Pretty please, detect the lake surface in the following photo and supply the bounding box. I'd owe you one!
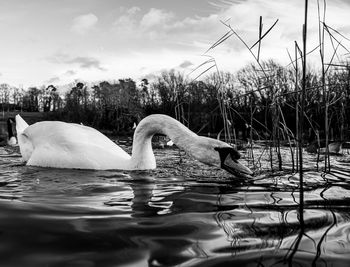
[0,143,350,267]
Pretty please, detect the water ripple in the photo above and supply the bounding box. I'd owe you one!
[0,147,350,266]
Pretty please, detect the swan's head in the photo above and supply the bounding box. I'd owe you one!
[189,137,253,178]
[214,146,253,178]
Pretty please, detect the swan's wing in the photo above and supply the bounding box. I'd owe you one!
[15,115,29,135]
[20,121,131,170]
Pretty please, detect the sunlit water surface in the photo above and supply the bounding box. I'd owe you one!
[1,144,350,267]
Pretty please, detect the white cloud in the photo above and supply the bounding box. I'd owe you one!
[179,60,193,68]
[153,0,350,73]
[114,6,140,29]
[215,0,350,65]
[46,76,60,84]
[71,13,98,35]
[47,53,106,71]
[65,70,76,76]
[113,6,141,35]
[126,6,141,16]
[140,8,174,28]
[3,0,350,88]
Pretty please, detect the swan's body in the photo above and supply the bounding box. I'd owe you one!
[15,114,252,177]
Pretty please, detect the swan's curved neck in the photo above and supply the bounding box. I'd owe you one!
[130,115,197,169]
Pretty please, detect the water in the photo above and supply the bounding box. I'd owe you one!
[0,145,350,267]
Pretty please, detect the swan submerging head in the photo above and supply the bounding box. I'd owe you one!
[15,114,253,178]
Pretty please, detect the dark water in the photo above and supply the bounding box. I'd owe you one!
[1,145,350,267]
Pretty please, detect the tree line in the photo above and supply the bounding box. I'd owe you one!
[0,59,349,140]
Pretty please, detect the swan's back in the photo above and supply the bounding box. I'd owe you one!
[19,121,130,169]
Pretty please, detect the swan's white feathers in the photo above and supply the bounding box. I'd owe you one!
[15,114,29,135]
[130,115,228,169]
[15,114,252,176]
[17,133,33,161]
[21,121,130,169]
[184,136,235,168]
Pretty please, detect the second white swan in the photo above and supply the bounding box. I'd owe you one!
[15,114,252,177]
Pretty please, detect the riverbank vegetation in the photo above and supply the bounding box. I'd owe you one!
[1,61,349,139]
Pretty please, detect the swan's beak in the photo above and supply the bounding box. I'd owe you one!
[222,155,253,178]
[215,147,253,178]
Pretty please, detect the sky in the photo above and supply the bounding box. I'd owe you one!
[0,0,350,89]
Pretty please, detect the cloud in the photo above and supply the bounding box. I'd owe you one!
[126,6,141,16]
[64,70,76,76]
[46,70,77,84]
[216,0,350,62]
[179,60,193,68]
[113,7,221,48]
[47,53,106,71]
[131,0,348,74]
[46,76,60,84]
[71,13,98,34]
[112,7,215,48]
[113,6,140,29]
[69,57,106,71]
[140,8,174,28]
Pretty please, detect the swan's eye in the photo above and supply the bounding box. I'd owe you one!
[229,149,241,160]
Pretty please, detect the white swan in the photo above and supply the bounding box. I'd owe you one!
[15,114,252,177]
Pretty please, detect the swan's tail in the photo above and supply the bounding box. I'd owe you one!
[15,115,29,135]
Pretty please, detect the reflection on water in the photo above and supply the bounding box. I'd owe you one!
[0,146,350,266]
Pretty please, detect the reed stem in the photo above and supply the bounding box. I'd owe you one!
[299,0,309,220]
